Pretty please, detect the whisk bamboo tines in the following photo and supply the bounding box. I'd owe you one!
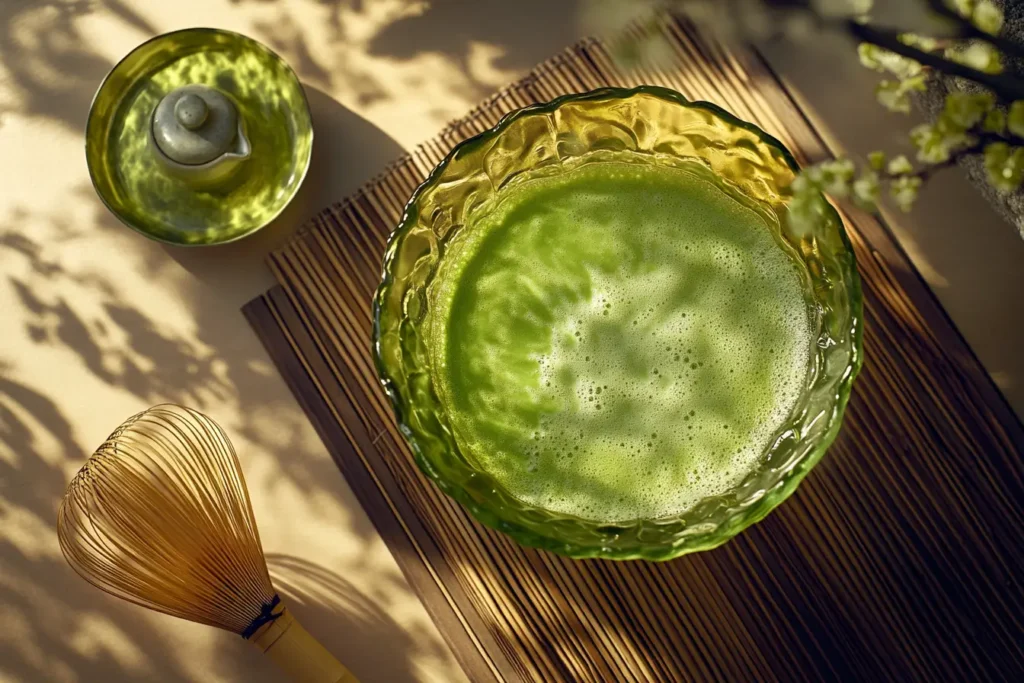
[57,404,357,683]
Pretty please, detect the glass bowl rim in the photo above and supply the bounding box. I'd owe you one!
[372,85,863,560]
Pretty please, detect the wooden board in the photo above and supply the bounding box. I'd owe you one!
[243,18,1024,682]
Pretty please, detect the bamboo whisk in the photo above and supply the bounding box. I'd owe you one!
[57,404,358,683]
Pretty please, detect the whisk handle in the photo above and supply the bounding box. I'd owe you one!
[250,605,358,683]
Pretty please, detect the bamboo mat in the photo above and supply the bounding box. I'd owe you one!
[244,18,1024,682]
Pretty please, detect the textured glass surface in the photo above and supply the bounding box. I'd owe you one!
[374,87,863,560]
[86,29,313,246]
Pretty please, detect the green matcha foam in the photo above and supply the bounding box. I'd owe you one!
[427,162,812,522]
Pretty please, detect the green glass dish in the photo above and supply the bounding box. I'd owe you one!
[86,28,313,246]
[373,86,863,560]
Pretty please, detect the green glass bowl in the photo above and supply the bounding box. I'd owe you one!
[373,86,862,560]
[86,28,313,246]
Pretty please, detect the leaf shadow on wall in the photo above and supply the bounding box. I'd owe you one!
[0,0,154,133]
[367,0,581,81]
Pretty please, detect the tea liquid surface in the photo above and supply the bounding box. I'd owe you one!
[429,162,812,521]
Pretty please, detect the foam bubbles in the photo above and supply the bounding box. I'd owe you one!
[431,161,813,522]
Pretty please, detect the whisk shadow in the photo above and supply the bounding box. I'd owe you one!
[267,553,440,683]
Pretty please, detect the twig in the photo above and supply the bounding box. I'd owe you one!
[846,20,1024,101]
[888,141,987,181]
[883,129,1024,182]
[924,0,1024,60]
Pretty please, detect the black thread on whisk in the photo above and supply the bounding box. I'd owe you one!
[241,594,282,639]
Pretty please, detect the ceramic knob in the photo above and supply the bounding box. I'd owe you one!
[152,85,239,165]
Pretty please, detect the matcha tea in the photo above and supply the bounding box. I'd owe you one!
[427,162,812,522]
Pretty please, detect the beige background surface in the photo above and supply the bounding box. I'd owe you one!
[0,1,1021,682]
